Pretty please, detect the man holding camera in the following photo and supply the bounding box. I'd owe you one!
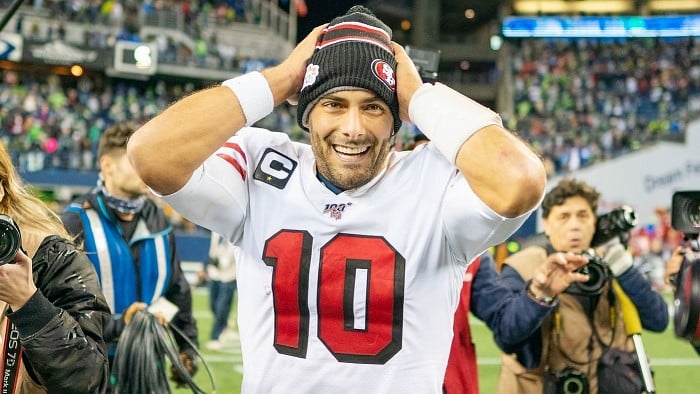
[497,178,669,394]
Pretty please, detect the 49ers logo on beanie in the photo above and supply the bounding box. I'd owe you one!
[297,5,401,134]
[371,59,396,90]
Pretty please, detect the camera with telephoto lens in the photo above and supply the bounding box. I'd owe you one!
[547,367,589,394]
[590,205,638,247]
[567,206,638,296]
[0,215,21,265]
[669,191,700,343]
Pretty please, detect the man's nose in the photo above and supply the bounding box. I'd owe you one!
[339,107,365,138]
[566,217,585,228]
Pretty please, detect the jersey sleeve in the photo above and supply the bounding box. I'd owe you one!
[159,129,261,241]
[442,174,537,264]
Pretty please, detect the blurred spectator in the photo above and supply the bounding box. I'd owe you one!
[199,231,238,351]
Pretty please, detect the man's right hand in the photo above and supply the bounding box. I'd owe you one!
[123,302,147,325]
[530,252,590,300]
[391,42,424,123]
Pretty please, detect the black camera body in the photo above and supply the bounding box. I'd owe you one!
[670,191,700,343]
[405,46,440,83]
[0,215,21,265]
[590,205,638,247]
[565,206,637,296]
[546,367,589,394]
[567,249,610,296]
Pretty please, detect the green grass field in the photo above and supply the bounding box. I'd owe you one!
[175,289,700,393]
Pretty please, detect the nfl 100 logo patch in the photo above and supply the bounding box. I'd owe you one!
[323,202,352,220]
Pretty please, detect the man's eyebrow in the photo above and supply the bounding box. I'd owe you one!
[321,92,383,103]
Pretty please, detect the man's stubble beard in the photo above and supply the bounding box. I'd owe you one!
[310,132,393,190]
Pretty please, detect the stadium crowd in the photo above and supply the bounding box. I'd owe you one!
[3,38,698,175]
[0,1,697,286]
[5,2,698,180]
[509,37,700,176]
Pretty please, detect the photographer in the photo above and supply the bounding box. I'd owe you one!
[497,178,669,394]
[0,144,111,393]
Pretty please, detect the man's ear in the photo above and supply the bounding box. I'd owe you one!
[98,155,112,173]
[542,218,550,238]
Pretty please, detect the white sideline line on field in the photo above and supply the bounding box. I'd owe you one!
[473,357,700,366]
[199,354,700,366]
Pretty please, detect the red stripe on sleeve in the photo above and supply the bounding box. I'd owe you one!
[223,142,247,164]
[216,153,247,180]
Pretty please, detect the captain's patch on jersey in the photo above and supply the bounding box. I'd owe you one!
[253,148,297,189]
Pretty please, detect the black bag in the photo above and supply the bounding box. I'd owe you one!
[597,348,645,394]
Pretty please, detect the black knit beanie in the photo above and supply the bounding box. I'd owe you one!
[297,5,401,134]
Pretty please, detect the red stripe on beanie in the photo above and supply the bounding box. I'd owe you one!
[318,21,393,53]
[316,36,393,54]
[325,21,391,41]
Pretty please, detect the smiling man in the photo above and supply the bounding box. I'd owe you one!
[127,5,548,393]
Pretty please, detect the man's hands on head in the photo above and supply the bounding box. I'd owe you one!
[529,252,590,301]
[263,24,328,106]
[391,42,424,123]
[0,250,37,311]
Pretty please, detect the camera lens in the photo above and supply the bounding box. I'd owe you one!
[562,377,585,394]
[591,206,638,247]
[0,215,21,265]
[569,258,608,296]
[686,200,700,227]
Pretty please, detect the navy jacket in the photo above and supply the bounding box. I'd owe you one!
[500,262,669,368]
[470,253,557,353]
[61,188,198,356]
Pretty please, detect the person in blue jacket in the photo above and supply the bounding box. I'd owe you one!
[61,121,199,387]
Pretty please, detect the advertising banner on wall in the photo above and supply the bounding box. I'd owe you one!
[541,119,700,231]
[21,40,111,69]
[0,32,23,61]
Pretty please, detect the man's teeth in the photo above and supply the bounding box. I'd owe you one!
[335,145,368,155]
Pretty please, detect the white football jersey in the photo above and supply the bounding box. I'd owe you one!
[164,128,532,393]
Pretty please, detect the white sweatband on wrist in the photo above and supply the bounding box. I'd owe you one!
[222,71,274,126]
[409,83,503,163]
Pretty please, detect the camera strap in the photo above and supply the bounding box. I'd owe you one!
[552,277,618,368]
[1,319,23,394]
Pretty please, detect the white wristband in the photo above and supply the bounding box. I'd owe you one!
[222,72,274,126]
[409,83,503,163]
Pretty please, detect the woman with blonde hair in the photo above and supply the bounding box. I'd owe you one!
[0,142,111,393]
